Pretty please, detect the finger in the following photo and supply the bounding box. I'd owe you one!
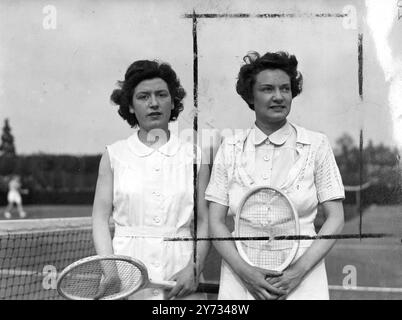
[179,281,198,297]
[277,294,288,300]
[266,277,282,285]
[259,289,279,300]
[265,276,279,284]
[94,282,107,300]
[251,291,265,300]
[263,283,287,296]
[167,272,179,282]
[175,286,190,298]
[166,284,183,300]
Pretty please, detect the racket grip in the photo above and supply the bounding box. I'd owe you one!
[149,280,177,289]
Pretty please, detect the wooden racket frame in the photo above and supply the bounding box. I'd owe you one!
[56,254,175,300]
[234,186,300,272]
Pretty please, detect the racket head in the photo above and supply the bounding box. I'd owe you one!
[234,186,300,271]
[57,255,149,300]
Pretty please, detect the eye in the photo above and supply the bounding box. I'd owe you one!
[158,92,169,98]
[137,94,148,100]
[281,87,291,93]
[261,87,273,92]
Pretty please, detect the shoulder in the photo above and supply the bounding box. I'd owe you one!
[106,138,128,152]
[98,150,113,174]
[221,129,249,147]
[105,137,132,160]
[292,123,329,147]
[104,137,132,169]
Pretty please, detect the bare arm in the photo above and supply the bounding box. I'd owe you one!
[268,199,344,297]
[193,162,212,276]
[92,151,114,255]
[295,200,344,273]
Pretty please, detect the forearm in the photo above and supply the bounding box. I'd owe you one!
[293,202,344,276]
[91,151,114,256]
[210,219,251,277]
[189,217,211,276]
[92,212,114,255]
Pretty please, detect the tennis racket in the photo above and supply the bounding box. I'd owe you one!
[234,186,300,272]
[57,255,218,300]
[57,255,176,300]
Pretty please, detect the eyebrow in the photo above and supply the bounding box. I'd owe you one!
[135,89,170,95]
[258,83,290,87]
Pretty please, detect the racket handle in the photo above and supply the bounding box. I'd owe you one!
[149,279,176,289]
[148,280,219,293]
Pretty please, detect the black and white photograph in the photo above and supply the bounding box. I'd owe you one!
[0,0,401,306]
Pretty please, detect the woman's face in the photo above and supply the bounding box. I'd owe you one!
[130,78,173,131]
[251,68,292,126]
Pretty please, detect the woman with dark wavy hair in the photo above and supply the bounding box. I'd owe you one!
[92,60,210,300]
[206,51,345,300]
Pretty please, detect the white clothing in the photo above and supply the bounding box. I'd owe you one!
[107,130,205,300]
[8,179,22,204]
[205,122,344,300]
[7,190,21,204]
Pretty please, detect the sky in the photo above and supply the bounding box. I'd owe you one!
[0,0,401,155]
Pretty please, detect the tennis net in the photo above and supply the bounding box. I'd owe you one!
[0,217,103,300]
[0,217,219,300]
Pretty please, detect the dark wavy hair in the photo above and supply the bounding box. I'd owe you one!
[110,60,186,127]
[236,51,303,110]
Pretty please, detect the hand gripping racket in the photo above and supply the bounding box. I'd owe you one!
[57,255,176,300]
[234,186,300,272]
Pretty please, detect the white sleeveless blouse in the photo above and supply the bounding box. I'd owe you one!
[106,130,203,300]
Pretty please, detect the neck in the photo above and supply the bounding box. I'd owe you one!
[255,119,287,136]
[138,127,170,149]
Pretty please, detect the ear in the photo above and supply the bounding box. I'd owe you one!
[129,105,135,114]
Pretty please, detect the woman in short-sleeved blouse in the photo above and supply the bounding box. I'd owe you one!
[206,51,345,300]
[92,60,210,300]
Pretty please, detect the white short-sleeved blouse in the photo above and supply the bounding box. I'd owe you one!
[205,121,345,299]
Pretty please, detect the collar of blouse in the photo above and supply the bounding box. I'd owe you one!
[127,129,180,157]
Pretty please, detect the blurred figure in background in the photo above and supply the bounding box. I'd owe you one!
[3,175,28,219]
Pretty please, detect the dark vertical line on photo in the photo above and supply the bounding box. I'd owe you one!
[192,10,199,283]
[358,33,363,99]
[359,129,364,239]
[358,33,364,239]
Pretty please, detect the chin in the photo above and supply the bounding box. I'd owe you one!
[147,121,169,131]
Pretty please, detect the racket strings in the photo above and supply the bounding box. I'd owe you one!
[237,189,298,270]
[58,260,143,299]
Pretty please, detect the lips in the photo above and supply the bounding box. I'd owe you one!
[148,112,162,117]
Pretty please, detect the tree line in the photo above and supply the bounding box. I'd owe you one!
[0,119,401,205]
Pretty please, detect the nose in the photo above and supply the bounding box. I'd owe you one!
[149,94,158,108]
[273,88,284,101]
